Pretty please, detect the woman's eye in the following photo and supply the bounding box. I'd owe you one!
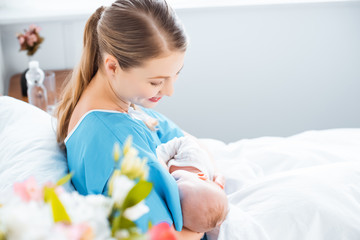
[150,82,163,86]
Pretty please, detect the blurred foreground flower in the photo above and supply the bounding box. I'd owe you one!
[13,176,43,202]
[148,222,177,240]
[108,136,153,239]
[0,173,111,240]
[0,136,176,240]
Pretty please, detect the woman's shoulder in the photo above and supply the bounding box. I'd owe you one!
[65,110,132,144]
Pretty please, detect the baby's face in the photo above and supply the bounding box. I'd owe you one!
[171,170,228,232]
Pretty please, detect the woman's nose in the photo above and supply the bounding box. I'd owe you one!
[160,80,174,97]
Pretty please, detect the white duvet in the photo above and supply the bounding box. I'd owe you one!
[201,129,360,240]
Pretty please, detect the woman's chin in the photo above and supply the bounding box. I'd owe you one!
[134,101,158,109]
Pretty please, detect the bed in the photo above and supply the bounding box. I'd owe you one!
[205,128,360,240]
[1,96,360,239]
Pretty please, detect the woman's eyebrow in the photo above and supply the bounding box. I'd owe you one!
[148,65,184,79]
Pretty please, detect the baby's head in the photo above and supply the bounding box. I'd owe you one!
[171,170,228,233]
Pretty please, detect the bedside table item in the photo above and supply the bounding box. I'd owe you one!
[8,69,72,103]
[26,61,47,112]
[43,71,56,115]
[20,69,28,97]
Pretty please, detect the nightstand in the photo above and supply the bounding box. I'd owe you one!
[8,69,72,102]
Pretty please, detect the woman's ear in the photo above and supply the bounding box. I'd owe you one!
[103,54,119,76]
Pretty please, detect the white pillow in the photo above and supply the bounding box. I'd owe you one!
[0,96,73,202]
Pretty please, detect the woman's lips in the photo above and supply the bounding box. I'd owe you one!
[148,97,162,102]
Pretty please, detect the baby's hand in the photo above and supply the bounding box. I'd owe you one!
[213,172,225,190]
[156,136,215,179]
[156,137,183,164]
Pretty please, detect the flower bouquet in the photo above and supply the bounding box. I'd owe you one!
[17,24,44,57]
[0,137,177,240]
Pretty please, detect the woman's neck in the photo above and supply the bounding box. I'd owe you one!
[85,70,130,113]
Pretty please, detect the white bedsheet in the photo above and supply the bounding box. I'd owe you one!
[201,129,360,240]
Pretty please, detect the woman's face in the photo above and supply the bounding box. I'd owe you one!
[114,51,185,108]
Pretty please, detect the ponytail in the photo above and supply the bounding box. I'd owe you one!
[55,6,105,144]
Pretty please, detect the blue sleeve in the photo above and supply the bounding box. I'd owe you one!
[66,114,116,195]
[142,108,184,143]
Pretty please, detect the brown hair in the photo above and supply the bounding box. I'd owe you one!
[55,0,188,144]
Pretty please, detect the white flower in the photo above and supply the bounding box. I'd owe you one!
[123,200,149,221]
[121,148,149,181]
[58,191,112,240]
[113,142,121,162]
[115,229,130,239]
[0,200,52,240]
[112,175,135,206]
[122,148,139,169]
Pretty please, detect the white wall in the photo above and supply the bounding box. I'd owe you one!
[0,19,86,88]
[157,1,360,142]
[1,1,360,142]
[0,31,4,95]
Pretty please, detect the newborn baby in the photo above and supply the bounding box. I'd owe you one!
[156,136,228,233]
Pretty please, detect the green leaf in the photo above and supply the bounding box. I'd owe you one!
[44,187,71,224]
[111,215,137,237]
[128,229,148,240]
[56,172,74,186]
[119,216,137,229]
[111,215,122,236]
[44,186,51,202]
[122,181,152,210]
[0,231,6,240]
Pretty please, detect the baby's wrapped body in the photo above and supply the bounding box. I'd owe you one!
[156,136,216,179]
[156,136,228,233]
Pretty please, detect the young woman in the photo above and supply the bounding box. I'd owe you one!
[56,1,224,238]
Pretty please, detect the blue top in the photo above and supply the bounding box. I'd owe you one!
[64,108,184,232]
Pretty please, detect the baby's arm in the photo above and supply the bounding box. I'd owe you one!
[157,135,224,189]
[156,137,182,170]
[156,136,206,174]
[183,133,225,189]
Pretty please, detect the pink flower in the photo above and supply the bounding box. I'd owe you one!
[53,223,94,240]
[18,35,25,45]
[148,222,177,240]
[29,24,41,34]
[13,176,43,202]
[26,33,38,47]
